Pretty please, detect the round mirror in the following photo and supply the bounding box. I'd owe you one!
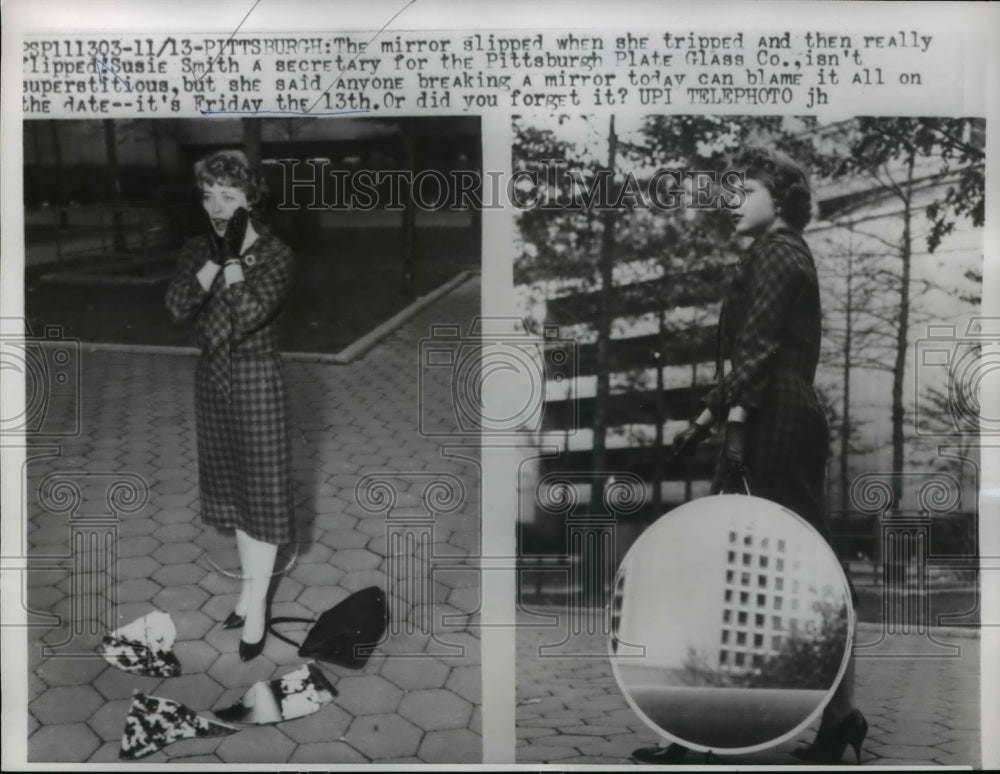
[609,495,853,754]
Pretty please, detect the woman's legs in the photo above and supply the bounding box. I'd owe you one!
[235,528,277,643]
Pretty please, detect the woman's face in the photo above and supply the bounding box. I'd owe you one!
[732,177,777,237]
[201,182,249,236]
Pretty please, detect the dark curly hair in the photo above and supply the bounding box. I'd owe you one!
[734,146,812,230]
[193,150,268,215]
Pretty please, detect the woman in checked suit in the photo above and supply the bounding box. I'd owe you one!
[634,146,866,764]
[166,150,294,662]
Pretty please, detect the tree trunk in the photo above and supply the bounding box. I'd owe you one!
[891,152,916,509]
[590,115,617,514]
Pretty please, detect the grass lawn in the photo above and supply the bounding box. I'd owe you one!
[25,226,479,354]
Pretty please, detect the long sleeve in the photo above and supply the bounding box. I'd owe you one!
[165,238,212,324]
[220,242,294,338]
[704,239,811,412]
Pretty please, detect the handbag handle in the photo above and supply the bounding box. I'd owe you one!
[267,616,314,650]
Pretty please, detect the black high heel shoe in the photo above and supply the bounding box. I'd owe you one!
[223,611,245,630]
[631,743,688,764]
[792,709,868,764]
[238,630,267,662]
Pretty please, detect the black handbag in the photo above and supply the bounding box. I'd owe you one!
[268,586,388,669]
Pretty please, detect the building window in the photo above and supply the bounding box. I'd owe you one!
[761,537,769,549]
[772,635,783,649]
[776,558,785,572]
[755,613,765,628]
[740,591,750,605]
[757,594,767,607]
[738,611,748,625]
[729,531,737,544]
[753,633,764,648]
[726,570,734,583]
[791,598,799,611]
[744,534,753,547]
[743,553,752,566]
[723,609,732,623]
[778,539,786,552]
[758,575,767,588]
[735,652,746,666]
[722,630,730,644]
[720,649,729,664]
[775,577,784,591]
[736,631,747,645]
[725,589,734,603]
[774,596,783,610]
[728,550,736,563]
[752,654,764,668]
[759,555,769,569]
[741,572,751,586]
[772,616,782,630]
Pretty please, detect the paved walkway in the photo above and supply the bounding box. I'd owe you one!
[515,607,981,766]
[23,277,482,764]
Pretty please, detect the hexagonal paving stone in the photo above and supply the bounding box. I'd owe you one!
[115,577,162,604]
[290,742,369,764]
[447,586,480,614]
[117,516,159,537]
[87,697,134,741]
[152,493,198,510]
[445,665,481,704]
[295,540,334,564]
[280,702,353,743]
[115,555,162,581]
[173,639,223,674]
[399,688,473,731]
[152,507,198,525]
[153,544,204,564]
[153,523,201,544]
[171,609,215,641]
[201,592,241,623]
[29,722,101,762]
[153,583,210,611]
[116,535,161,559]
[31,684,104,724]
[297,585,350,615]
[418,728,481,763]
[208,651,280,691]
[315,513,359,533]
[156,673,226,712]
[289,562,345,587]
[339,569,387,593]
[216,724,295,763]
[92,665,163,701]
[331,548,382,572]
[380,655,451,691]
[35,654,108,687]
[318,529,369,551]
[344,713,422,760]
[335,674,404,716]
[152,562,208,587]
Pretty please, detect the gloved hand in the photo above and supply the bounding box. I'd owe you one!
[712,420,748,494]
[222,207,250,261]
[721,420,746,467]
[671,422,710,460]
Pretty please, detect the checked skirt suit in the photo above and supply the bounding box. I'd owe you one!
[703,225,832,540]
[166,227,295,545]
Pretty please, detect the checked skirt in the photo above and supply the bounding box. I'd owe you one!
[194,353,294,544]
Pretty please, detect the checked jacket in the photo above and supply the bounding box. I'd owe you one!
[165,227,296,544]
[702,226,830,534]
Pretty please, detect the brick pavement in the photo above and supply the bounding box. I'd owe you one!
[23,276,482,763]
[515,608,981,766]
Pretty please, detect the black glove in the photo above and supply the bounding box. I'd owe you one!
[721,420,746,467]
[671,422,710,460]
[222,207,250,261]
[712,421,748,494]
